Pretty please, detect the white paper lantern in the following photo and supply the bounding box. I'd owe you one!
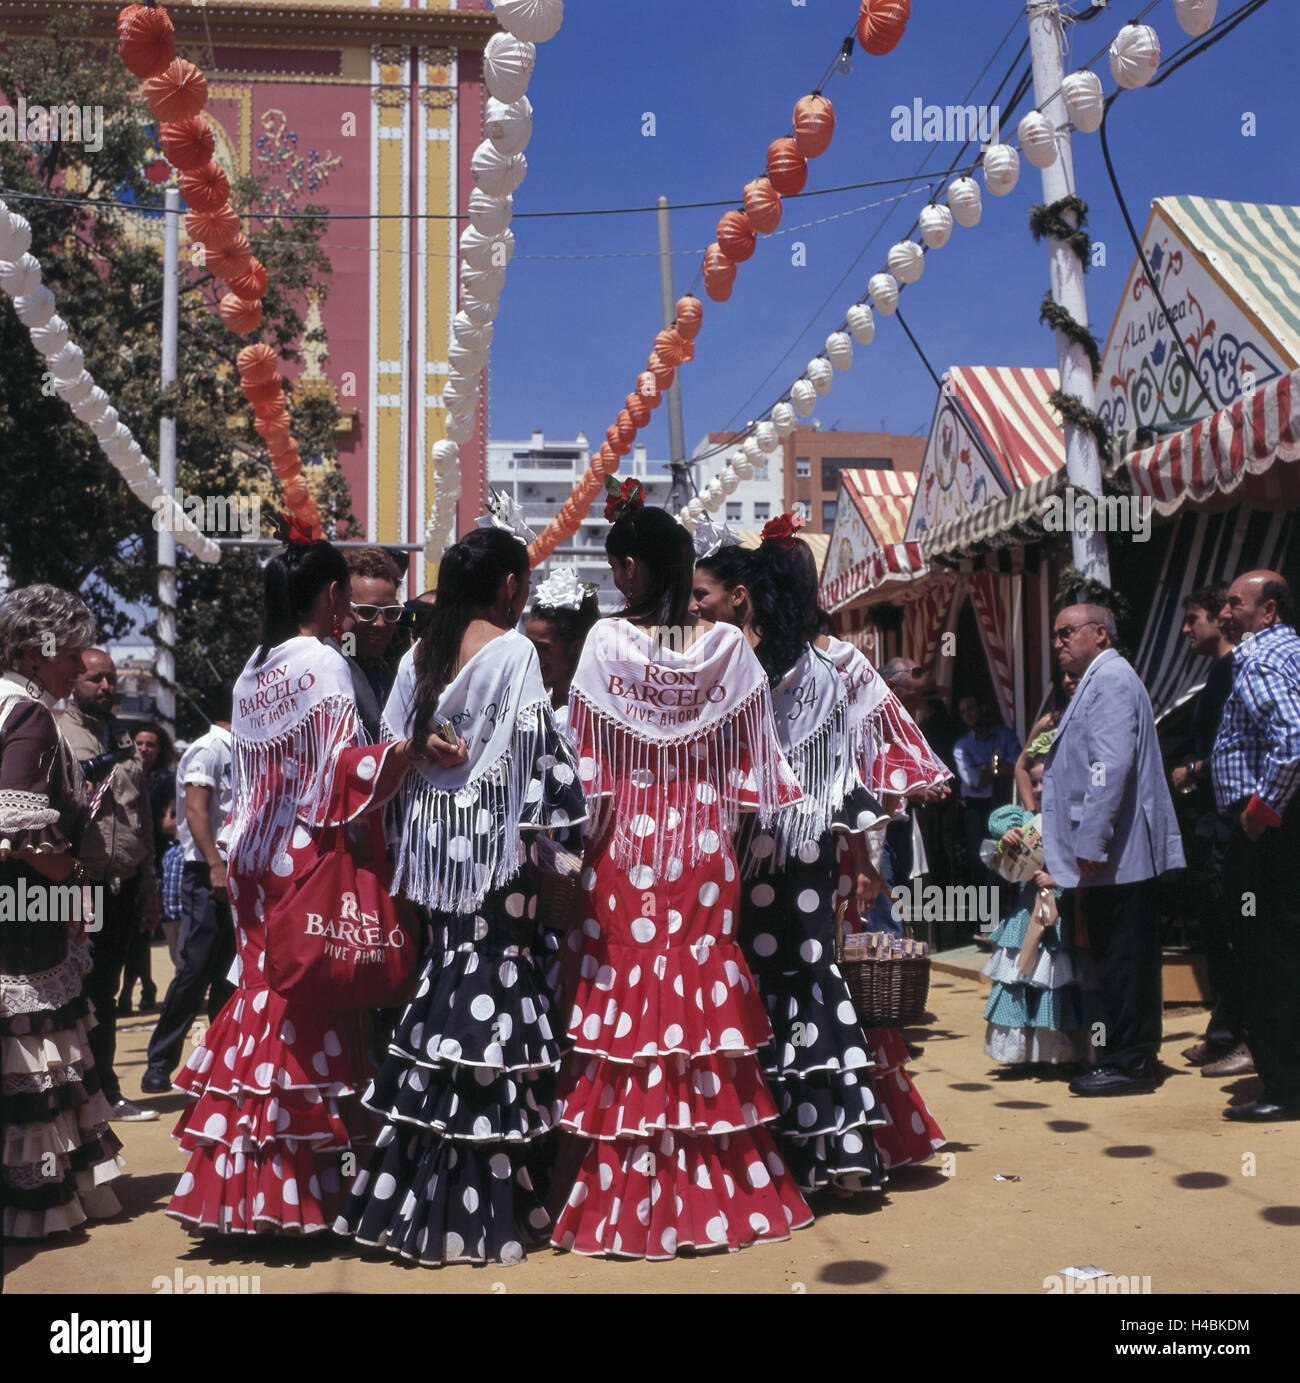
[982,143,1020,197]
[703,486,725,513]
[868,272,899,315]
[71,386,110,424]
[0,253,41,297]
[446,413,476,444]
[947,176,982,228]
[461,293,500,326]
[493,0,563,43]
[1062,70,1105,134]
[825,332,853,371]
[790,379,817,417]
[468,189,513,236]
[1175,0,1217,37]
[431,440,460,470]
[772,401,797,436]
[56,371,96,406]
[719,465,739,494]
[742,438,764,467]
[91,409,121,441]
[471,142,527,198]
[1109,24,1160,89]
[806,358,834,396]
[445,390,479,421]
[30,314,69,356]
[103,423,134,459]
[453,311,494,352]
[0,209,32,261]
[732,453,754,481]
[483,32,537,102]
[1018,111,1057,168]
[846,303,875,345]
[678,510,697,533]
[460,264,506,303]
[687,497,708,520]
[48,342,86,381]
[14,286,57,329]
[486,96,534,157]
[918,204,953,250]
[448,342,489,377]
[459,226,509,270]
[887,240,924,285]
[755,421,779,453]
[443,375,478,404]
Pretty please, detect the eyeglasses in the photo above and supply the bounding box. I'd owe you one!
[1052,621,1101,644]
[351,603,404,625]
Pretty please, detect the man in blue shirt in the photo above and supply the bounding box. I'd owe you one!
[953,696,1020,888]
[1212,571,1300,1122]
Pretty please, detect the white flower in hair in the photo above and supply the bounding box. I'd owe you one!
[532,565,590,611]
[691,516,744,560]
[475,489,537,543]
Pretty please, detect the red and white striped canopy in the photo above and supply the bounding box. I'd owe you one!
[946,365,1064,490]
[1128,367,1300,514]
[841,468,916,546]
[821,539,928,614]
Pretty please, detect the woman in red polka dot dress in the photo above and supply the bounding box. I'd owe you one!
[550,495,813,1259]
[167,536,465,1236]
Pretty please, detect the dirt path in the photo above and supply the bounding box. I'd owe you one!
[6,960,1297,1296]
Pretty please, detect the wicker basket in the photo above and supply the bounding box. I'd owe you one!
[535,868,583,936]
[833,897,931,1029]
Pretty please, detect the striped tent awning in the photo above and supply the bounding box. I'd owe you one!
[840,468,917,546]
[946,365,1065,489]
[1126,367,1300,514]
[821,540,928,613]
[922,468,1069,564]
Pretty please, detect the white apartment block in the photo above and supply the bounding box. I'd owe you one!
[690,432,788,532]
[486,430,685,612]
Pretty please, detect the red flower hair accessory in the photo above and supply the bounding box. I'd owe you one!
[760,511,807,550]
[603,474,645,524]
[268,509,316,550]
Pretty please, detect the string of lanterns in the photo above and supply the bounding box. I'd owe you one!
[681,4,1193,524]
[424,0,562,566]
[115,0,323,538]
[0,195,219,561]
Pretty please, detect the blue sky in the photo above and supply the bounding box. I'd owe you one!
[483,0,1298,458]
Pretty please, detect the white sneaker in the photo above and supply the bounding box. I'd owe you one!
[111,1097,160,1122]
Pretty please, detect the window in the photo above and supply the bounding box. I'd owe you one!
[753,502,770,523]
[822,500,838,530]
[725,502,743,523]
[752,458,769,481]
[822,456,892,491]
[795,456,811,478]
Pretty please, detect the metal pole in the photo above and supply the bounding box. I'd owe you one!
[657,195,691,511]
[1025,0,1110,585]
[156,185,179,737]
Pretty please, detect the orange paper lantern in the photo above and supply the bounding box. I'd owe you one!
[206,235,252,281]
[766,137,808,196]
[716,210,756,264]
[255,411,292,444]
[144,59,208,122]
[253,397,288,423]
[680,339,696,363]
[616,410,637,447]
[227,256,269,300]
[271,453,302,480]
[219,293,263,335]
[637,370,661,405]
[597,439,623,470]
[117,3,175,79]
[237,343,279,385]
[653,329,687,367]
[743,177,783,234]
[793,94,836,159]
[158,117,214,172]
[674,295,704,341]
[186,204,241,251]
[858,0,911,56]
[241,377,284,406]
[178,161,230,213]
[606,425,631,458]
[648,353,675,390]
[703,244,737,303]
[626,394,651,428]
[282,476,310,506]
[266,432,297,459]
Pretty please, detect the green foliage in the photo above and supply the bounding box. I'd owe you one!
[0,20,356,736]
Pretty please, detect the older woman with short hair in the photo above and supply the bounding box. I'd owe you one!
[0,583,124,1237]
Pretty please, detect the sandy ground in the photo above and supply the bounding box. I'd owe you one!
[5,948,1298,1297]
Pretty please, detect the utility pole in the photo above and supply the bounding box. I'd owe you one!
[657,195,692,512]
[1026,0,1110,584]
[156,184,179,738]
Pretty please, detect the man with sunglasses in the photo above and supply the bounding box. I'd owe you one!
[339,547,404,741]
[1041,604,1184,1097]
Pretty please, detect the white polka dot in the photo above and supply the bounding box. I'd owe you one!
[719,1027,744,1047]
[615,1012,633,1038]
[504,892,526,918]
[799,938,823,963]
[374,1172,397,1200]
[581,866,597,890]
[911,1111,928,1135]
[628,865,655,889]
[845,1045,868,1066]
[443,1230,465,1258]
[843,1131,864,1154]
[227,875,240,900]
[271,852,294,877]
[499,961,518,988]
[664,857,683,882]
[447,836,473,863]
[697,829,720,854]
[752,932,777,958]
[797,889,820,914]
[599,1162,614,1190]
[202,1113,227,1139]
[473,1116,492,1138]
[889,767,909,790]
[749,1212,770,1234]
[215,1152,232,1180]
[836,1001,858,1025]
[696,783,718,804]
[291,824,313,850]
[322,1030,342,1057]
[663,1023,684,1047]
[698,881,720,907]
[631,813,656,838]
[279,1019,296,1044]
[582,1013,602,1040]
[311,1051,329,1076]
[175,1171,196,1197]
[440,1038,463,1060]
[631,917,656,944]
[500,1240,524,1265]
[750,834,775,859]
[704,1214,727,1243]
[251,990,268,1012]
[355,753,378,781]
[470,994,495,1021]
[567,1180,588,1206]
[797,839,821,864]
[282,1178,300,1205]
[661,1227,678,1254]
[490,1153,511,1179]
[594,964,617,991]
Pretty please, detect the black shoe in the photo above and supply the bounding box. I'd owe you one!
[140,1069,173,1094]
[140,992,158,1010]
[1069,1065,1158,1097]
[1222,1098,1300,1123]
[117,999,134,1016]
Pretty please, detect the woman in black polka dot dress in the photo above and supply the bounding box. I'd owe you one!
[335,529,585,1267]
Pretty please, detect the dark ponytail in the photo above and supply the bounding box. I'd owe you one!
[530,591,601,680]
[605,506,694,629]
[748,536,820,685]
[409,527,529,740]
[256,540,349,666]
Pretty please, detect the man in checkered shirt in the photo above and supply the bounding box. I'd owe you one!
[1211,570,1300,1123]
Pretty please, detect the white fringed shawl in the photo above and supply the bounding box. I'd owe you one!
[569,620,800,877]
[383,630,554,913]
[227,637,359,874]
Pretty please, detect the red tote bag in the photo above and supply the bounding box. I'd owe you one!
[265,811,419,1010]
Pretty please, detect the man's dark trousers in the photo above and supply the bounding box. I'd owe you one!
[1080,877,1163,1074]
[146,863,235,1077]
[83,876,140,1105]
